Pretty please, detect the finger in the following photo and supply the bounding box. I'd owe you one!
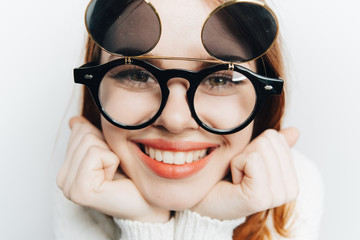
[264,129,299,204]
[67,118,106,161]
[76,146,120,186]
[241,130,285,196]
[231,151,268,188]
[231,161,244,185]
[279,127,300,148]
[62,133,109,195]
[262,130,289,206]
[236,129,289,207]
[69,116,90,129]
[230,153,272,215]
[74,150,167,221]
[69,116,104,140]
[65,146,119,205]
[277,133,299,201]
[91,179,158,220]
[58,117,105,187]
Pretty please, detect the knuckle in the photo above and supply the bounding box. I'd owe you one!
[70,120,82,132]
[56,173,64,189]
[249,151,262,161]
[82,133,107,150]
[248,152,265,169]
[80,123,102,138]
[86,145,104,156]
[62,185,71,200]
[253,137,269,150]
[78,121,92,133]
[111,154,120,165]
[263,129,278,139]
[82,132,99,144]
[68,187,81,204]
[68,183,90,206]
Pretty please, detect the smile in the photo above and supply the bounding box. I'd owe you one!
[132,139,218,179]
[144,146,208,165]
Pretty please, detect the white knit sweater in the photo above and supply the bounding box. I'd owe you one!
[54,150,323,240]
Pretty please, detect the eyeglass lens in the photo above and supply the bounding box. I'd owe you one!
[86,0,161,56]
[202,2,278,62]
[99,65,162,126]
[98,64,256,131]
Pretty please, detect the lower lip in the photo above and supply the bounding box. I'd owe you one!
[133,144,214,179]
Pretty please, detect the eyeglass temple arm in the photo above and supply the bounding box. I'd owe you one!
[73,62,100,85]
[256,75,284,95]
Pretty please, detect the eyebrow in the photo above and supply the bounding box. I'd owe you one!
[138,53,223,70]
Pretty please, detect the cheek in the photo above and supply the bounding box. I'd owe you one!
[101,118,126,150]
[222,122,254,158]
[101,118,134,174]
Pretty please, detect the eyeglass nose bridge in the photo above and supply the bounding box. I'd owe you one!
[150,68,204,126]
[155,68,204,93]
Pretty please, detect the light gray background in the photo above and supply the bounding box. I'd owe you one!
[1,0,359,239]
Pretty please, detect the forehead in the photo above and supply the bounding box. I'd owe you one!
[149,0,220,58]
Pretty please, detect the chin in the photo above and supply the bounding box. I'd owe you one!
[148,191,203,211]
[138,175,218,211]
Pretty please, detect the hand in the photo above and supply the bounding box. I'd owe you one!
[57,116,169,223]
[191,127,300,220]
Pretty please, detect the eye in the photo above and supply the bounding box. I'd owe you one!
[204,72,238,89]
[198,70,248,96]
[207,76,229,86]
[111,69,151,83]
[104,65,158,90]
[129,71,150,82]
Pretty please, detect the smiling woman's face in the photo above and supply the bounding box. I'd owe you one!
[100,0,256,210]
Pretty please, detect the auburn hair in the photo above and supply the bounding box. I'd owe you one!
[80,34,294,239]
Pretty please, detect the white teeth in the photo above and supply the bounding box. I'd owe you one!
[149,147,155,159]
[174,152,186,165]
[155,150,163,162]
[200,149,206,159]
[163,151,174,164]
[186,152,193,163]
[193,150,200,161]
[144,146,208,164]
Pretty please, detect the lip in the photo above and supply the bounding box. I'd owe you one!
[132,139,218,179]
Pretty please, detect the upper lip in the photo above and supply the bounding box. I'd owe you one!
[133,138,219,151]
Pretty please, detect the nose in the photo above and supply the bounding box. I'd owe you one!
[153,78,199,133]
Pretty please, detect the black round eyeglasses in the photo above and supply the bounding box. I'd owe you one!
[74,58,283,135]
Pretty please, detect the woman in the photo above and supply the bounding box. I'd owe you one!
[56,0,323,239]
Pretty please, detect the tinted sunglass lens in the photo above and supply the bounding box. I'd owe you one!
[86,0,161,56]
[202,2,278,62]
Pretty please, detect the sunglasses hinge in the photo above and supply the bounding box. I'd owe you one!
[228,62,234,71]
[125,57,133,64]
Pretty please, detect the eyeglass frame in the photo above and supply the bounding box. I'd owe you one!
[74,56,283,135]
[85,0,279,63]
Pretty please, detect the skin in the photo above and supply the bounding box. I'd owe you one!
[57,0,299,223]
